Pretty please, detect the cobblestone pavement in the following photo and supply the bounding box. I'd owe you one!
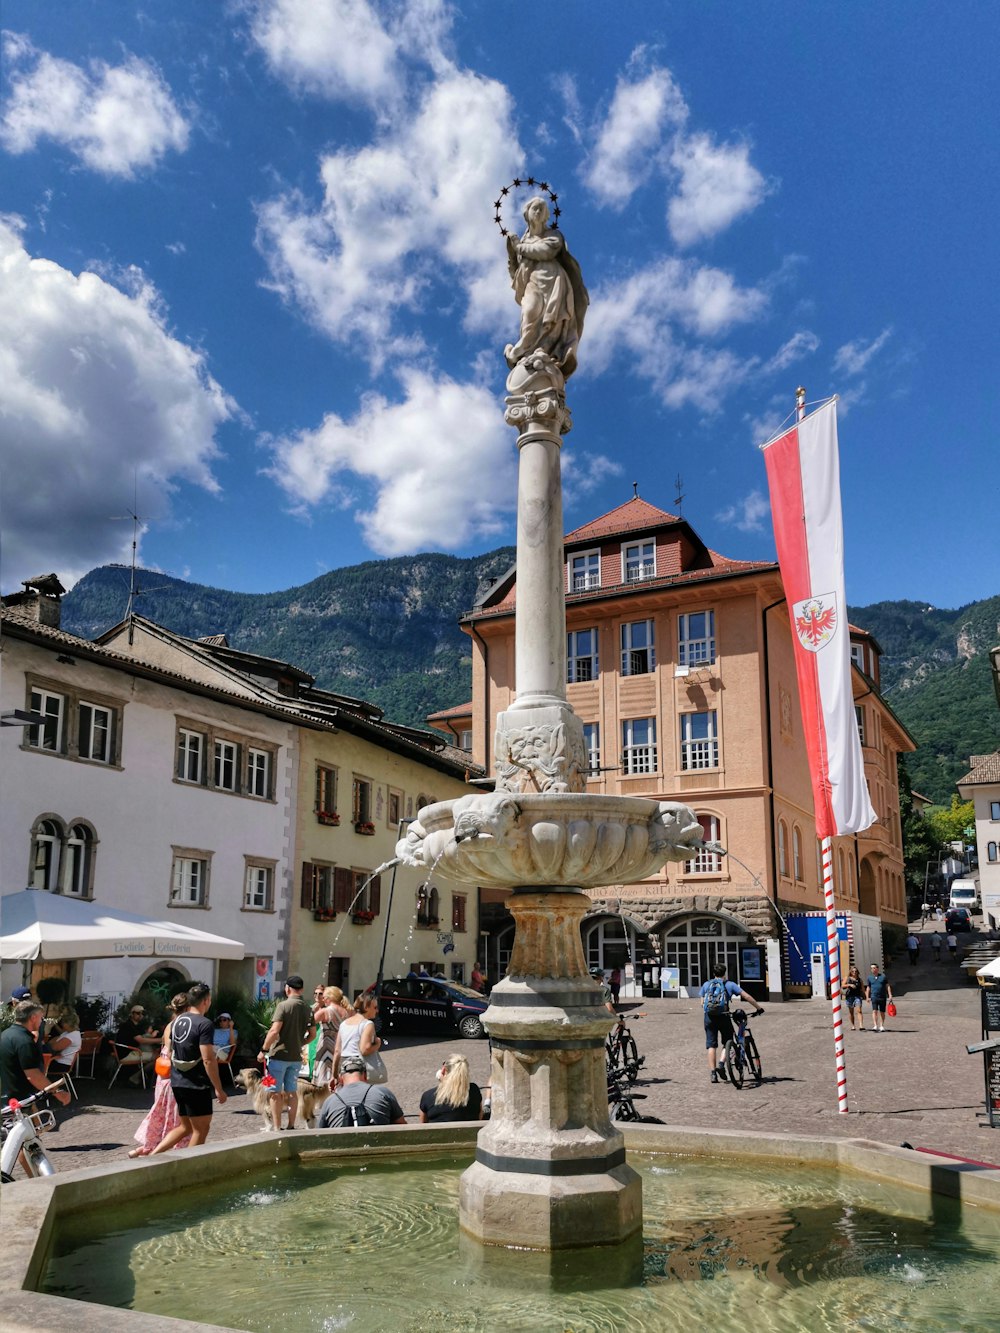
[14,927,1000,1181]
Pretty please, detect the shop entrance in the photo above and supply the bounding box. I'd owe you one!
[660,915,749,997]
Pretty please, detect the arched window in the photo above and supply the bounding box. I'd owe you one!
[988,841,997,863]
[777,820,788,877]
[691,814,722,873]
[30,817,64,891]
[63,822,97,898]
[792,826,803,882]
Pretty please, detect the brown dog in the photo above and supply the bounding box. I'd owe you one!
[235,1067,324,1129]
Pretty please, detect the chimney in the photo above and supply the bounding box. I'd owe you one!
[18,574,66,628]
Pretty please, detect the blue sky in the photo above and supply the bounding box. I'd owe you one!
[2,1,997,610]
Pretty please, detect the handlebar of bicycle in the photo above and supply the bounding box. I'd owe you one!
[3,1077,67,1113]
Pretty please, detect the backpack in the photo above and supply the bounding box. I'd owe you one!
[333,1086,375,1127]
[703,977,729,1018]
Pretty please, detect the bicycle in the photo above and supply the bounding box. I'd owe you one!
[724,1009,763,1090]
[1,1079,66,1182]
[605,1013,645,1082]
[606,1067,663,1124]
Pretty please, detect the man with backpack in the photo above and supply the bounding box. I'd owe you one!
[700,963,763,1084]
[317,1055,406,1128]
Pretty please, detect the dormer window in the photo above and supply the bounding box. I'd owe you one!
[569,549,600,592]
[623,540,655,583]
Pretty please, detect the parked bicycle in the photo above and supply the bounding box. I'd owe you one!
[607,1066,663,1124]
[1,1079,66,1182]
[606,1013,645,1082]
[724,1008,763,1090]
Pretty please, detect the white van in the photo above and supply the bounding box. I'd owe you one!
[949,879,979,912]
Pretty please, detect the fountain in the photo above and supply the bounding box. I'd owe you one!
[396,187,709,1250]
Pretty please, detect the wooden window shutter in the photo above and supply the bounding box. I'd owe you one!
[369,875,381,915]
[333,867,353,913]
[301,862,314,909]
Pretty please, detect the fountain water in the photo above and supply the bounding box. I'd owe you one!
[396,189,708,1250]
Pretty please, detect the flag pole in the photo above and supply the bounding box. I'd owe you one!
[795,386,849,1115]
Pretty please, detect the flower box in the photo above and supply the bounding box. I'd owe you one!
[316,811,340,826]
[313,909,338,923]
[354,821,376,836]
[351,910,376,925]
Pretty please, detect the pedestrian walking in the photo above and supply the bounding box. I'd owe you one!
[257,974,316,1130]
[906,932,920,966]
[931,931,942,961]
[700,963,763,1083]
[844,966,866,1030]
[865,965,893,1032]
[150,982,227,1154]
[920,902,930,926]
[947,932,958,959]
[609,967,622,1006]
[129,992,191,1157]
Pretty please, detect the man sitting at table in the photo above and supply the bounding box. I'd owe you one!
[115,1004,160,1086]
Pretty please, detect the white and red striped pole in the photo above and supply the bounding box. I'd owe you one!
[821,834,849,1113]
[794,386,848,1115]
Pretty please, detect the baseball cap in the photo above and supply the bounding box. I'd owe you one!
[340,1055,367,1075]
[285,974,304,990]
[217,1012,232,1020]
[11,986,32,1001]
[130,1004,145,1014]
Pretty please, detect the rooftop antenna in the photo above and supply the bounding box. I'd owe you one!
[632,480,638,498]
[674,472,685,516]
[110,471,142,646]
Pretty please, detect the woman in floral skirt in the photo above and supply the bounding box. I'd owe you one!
[128,992,191,1157]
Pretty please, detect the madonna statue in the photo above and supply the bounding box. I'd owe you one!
[504,196,589,378]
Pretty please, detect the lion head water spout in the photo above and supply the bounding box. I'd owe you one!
[394,180,710,1252]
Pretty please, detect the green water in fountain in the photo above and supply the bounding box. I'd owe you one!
[40,1151,999,1332]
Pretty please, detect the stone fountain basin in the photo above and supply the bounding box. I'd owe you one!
[398,791,705,889]
[5,1125,999,1332]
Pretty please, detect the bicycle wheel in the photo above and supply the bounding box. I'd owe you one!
[744,1033,762,1085]
[724,1039,745,1089]
[605,1036,620,1072]
[621,1035,641,1081]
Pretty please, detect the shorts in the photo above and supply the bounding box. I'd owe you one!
[173,1086,213,1119]
[845,995,862,1009]
[266,1059,301,1093]
[870,1000,887,1014]
[704,1014,734,1049]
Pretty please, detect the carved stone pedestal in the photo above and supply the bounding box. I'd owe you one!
[458,889,642,1250]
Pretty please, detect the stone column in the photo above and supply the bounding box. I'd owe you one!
[458,890,642,1249]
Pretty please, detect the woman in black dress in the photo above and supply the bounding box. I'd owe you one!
[418,1053,482,1123]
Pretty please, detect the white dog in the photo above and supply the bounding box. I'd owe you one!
[236,1067,324,1130]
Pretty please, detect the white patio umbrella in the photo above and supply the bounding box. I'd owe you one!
[976,955,1000,980]
[0,889,245,962]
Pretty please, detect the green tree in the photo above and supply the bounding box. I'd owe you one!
[925,795,975,849]
[898,767,944,897]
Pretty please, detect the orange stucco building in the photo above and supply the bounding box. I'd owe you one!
[439,497,912,995]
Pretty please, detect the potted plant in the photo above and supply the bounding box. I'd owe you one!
[316,810,340,826]
[313,907,338,923]
[351,908,376,924]
[354,820,376,835]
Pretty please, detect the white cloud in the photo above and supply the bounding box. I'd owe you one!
[0,34,189,177]
[562,451,623,505]
[764,329,819,375]
[0,219,236,586]
[255,68,522,365]
[583,258,767,409]
[833,326,892,377]
[716,488,770,533]
[245,0,452,108]
[585,65,687,207]
[264,367,514,555]
[667,133,769,247]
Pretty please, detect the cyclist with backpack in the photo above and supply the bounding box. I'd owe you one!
[316,1055,406,1128]
[700,963,763,1084]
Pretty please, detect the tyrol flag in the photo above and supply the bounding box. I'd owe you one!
[762,400,876,838]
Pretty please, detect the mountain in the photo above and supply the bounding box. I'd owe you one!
[61,550,515,728]
[847,596,1000,805]
[59,563,998,806]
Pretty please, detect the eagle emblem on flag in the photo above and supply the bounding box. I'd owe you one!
[792,594,838,652]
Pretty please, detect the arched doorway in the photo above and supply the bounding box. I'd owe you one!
[583,915,649,999]
[136,965,190,1004]
[658,914,750,997]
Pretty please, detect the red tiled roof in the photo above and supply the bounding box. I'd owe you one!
[564,497,680,543]
[426,701,473,721]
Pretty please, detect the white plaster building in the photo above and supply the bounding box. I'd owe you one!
[958,752,1000,931]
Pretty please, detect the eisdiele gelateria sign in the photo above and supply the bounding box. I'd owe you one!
[113,939,199,956]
